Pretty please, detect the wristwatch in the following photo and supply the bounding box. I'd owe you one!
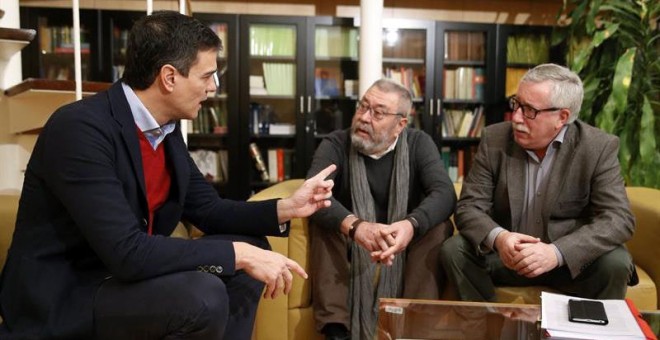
[348,218,364,239]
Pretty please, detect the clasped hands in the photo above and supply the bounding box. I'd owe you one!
[352,219,415,266]
[235,164,336,299]
[494,230,559,278]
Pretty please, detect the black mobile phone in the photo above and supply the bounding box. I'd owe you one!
[568,299,609,325]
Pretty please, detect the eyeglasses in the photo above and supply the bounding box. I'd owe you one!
[509,96,563,120]
[355,100,405,121]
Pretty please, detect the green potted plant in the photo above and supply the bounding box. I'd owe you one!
[553,0,659,188]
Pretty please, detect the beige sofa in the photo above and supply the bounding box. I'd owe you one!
[247,180,660,340]
[1,183,659,338]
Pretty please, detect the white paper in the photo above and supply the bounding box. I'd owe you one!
[541,291,645,339]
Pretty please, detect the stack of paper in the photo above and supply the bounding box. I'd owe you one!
[541,292,655,339]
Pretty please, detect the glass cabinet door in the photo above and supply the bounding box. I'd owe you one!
[239,16,306,198]
[435,22,496,183]
[382,19,435,132]
[20,7,99,81]
[99,10,146,82]
[187,14,239,198]
[309,17,358,137]
[495,25,561,121]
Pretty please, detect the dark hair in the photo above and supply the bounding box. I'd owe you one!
[122,11,222,90]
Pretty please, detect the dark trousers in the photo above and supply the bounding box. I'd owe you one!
[93,235,269,340]
[310,221,454,332]
[440,234,634,302]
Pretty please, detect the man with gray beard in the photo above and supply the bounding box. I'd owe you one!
[306,79,456,340]
[441,63,637,302]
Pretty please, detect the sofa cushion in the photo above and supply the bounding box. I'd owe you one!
[0,195,19,271]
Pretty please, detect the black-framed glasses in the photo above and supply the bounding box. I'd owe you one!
[355,100,405,121]
[509,96,563,120]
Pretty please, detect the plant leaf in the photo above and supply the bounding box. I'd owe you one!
[639,95,656,159]
[611,48,635,114]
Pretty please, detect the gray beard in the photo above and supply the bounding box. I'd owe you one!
[351,130,388,155]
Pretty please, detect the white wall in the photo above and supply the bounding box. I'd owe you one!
[0,0,30,194]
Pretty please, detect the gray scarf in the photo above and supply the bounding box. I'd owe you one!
[349,128,409,340]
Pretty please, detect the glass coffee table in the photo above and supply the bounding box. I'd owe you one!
[378,298,660,340]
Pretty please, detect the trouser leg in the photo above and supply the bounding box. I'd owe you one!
[310,223,350,332]
[552,246,633,299]
[440,234,496,302]
[94,271,228,340]
[403,220,454,299]
[94,234,268,340]
[217,235,270,340]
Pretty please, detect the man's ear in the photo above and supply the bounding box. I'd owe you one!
[159,64,177,92]
[557,108,570,128]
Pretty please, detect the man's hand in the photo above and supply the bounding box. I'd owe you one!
[511,242,558,278]
[233,242,308,299]
[277,164,336,223]
[353,221,392,253]
[370,220,415,266]
[494,231,540,270]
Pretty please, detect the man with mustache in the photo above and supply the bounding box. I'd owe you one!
[441,63,637,302]
[306,79,456,340]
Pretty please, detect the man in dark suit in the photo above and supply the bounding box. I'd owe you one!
[441,63,636,302]
[0,11,335,339]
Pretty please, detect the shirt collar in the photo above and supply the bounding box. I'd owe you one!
[366,135,399,160]
[121,82,176,149]
[525,124,568,161]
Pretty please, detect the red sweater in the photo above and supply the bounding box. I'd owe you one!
[137,129,171,235]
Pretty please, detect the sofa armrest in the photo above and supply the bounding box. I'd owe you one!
[249,180,314,340]
[0,195,20,271]
[625,187,660,309]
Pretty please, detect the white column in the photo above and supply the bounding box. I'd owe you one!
[0,0,22,89]
[179,0,188,144]
[72,0,82,100]
[358,0,383,97]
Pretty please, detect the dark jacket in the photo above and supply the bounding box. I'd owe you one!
[0,82,283,338]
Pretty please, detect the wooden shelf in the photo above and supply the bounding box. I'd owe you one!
[4,78,111,134]
[0,27,36,61]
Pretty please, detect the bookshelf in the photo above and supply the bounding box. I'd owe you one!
[495,25,563,122]
[238,15,307,199]
[19,7,100,82]
[434,22,497,183]
[187,14,240,199]
[15,6,564,196]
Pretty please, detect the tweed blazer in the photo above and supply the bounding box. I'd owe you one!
[455,120,635,278]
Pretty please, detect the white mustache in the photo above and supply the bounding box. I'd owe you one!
[513,123,529,134]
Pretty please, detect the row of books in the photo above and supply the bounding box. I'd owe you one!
[443,67,485,100]
[248,143,295,183]
[440,146,477,184]
[250,25,296,57]
[248,103,296,136]
[208,23,228,59]
[444,31,486,62]
[505,67,528,98]
[38,24,91,54]
[190,149,229,183]
[507,33,550,65]
[384,67,424,99]
[382,29,426,60]
[191,106,227,135]
[441,106,485,138]
[315,26,358,59]
[252,63,295,96]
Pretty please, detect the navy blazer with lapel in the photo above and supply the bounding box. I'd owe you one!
[455,120,635,278]
[0,82,285,338]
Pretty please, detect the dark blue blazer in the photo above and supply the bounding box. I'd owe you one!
[0,82,284,338]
